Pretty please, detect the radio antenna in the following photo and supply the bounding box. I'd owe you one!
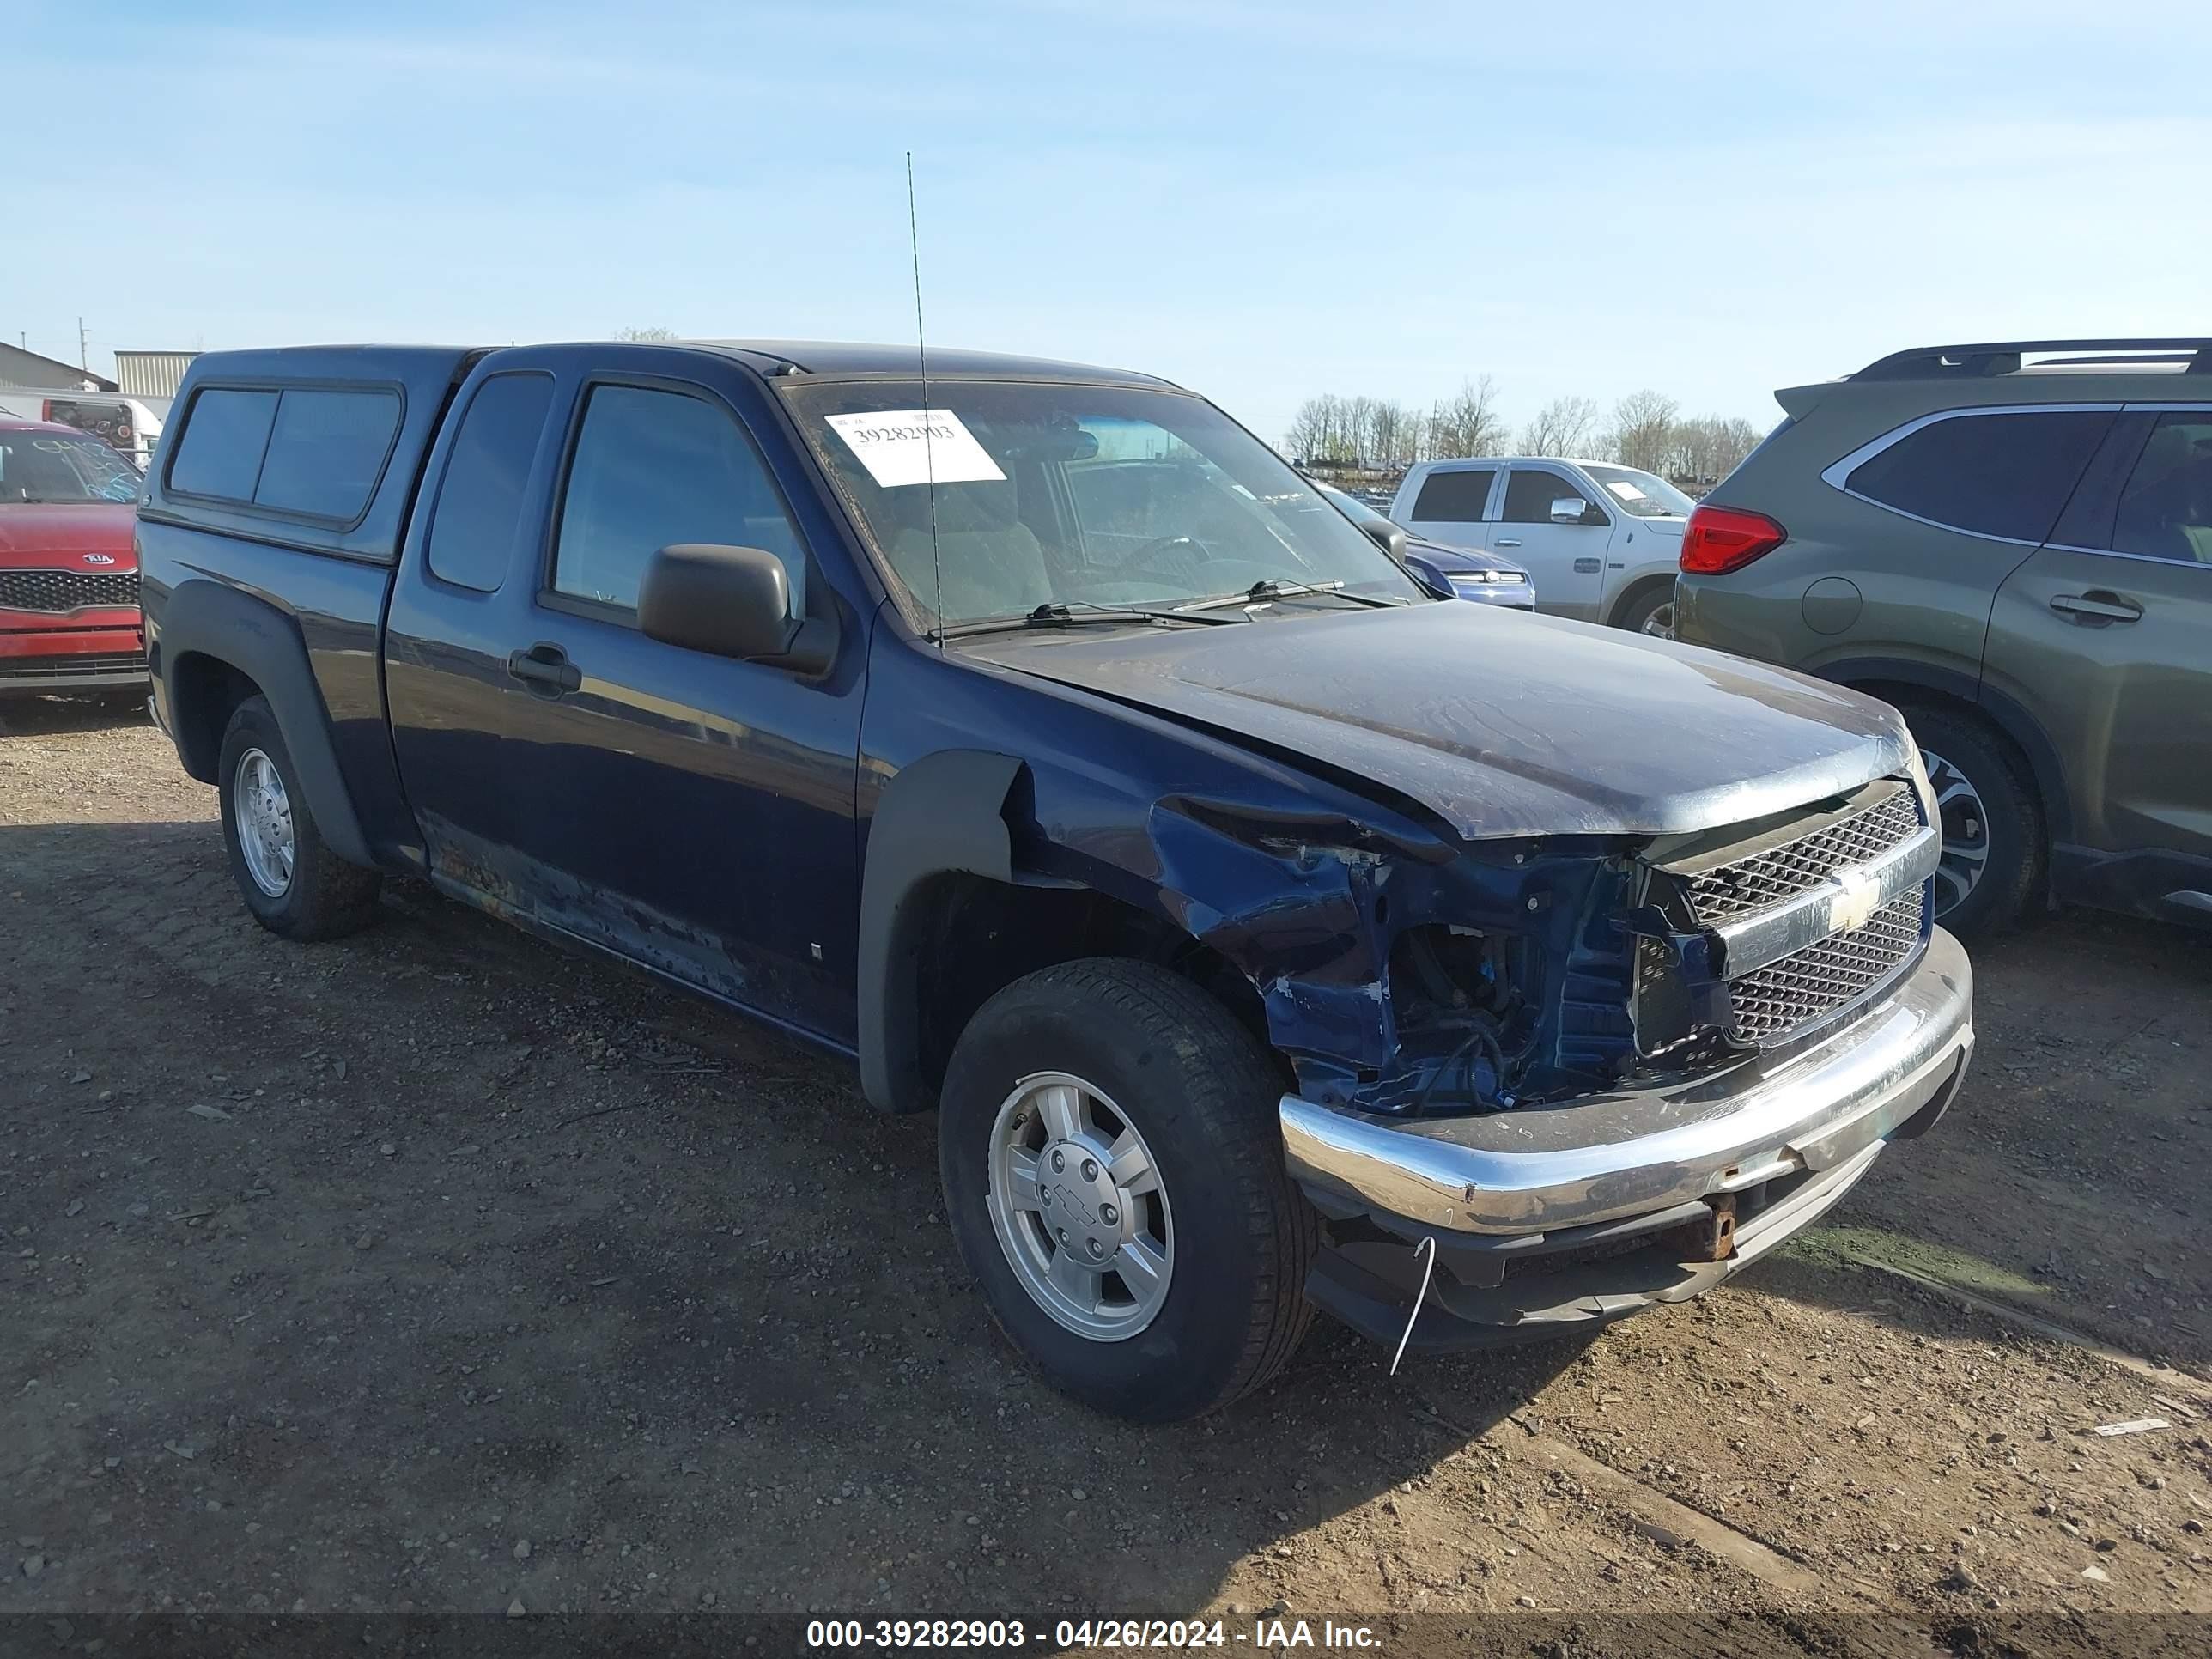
[906,150,945,647]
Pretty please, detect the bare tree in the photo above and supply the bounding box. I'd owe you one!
[1284,397,1329,462]
[1644,413,1765,487]
[1708,416,1763,481]
[1607,389,1680,473]
[1286,393,1352,464]
[1425,374,1508,459]
[1518,395,1600,459]
[1369,400,1423,468]
[1291,378,1765,488]
[615,325,678,342]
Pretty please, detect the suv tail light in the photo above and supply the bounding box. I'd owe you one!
[1680,505,1787,574]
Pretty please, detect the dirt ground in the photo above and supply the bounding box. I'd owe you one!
[4,696,2209,1652]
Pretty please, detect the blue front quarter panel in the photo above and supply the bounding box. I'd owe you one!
[855,626,1590,1094]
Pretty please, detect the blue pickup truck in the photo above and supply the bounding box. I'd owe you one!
[139,339,1974,1421]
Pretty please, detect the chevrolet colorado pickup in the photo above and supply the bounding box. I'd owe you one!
[140,341,1974,1422]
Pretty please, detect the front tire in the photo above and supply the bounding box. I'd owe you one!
[216,696,382,941]
[939,958,1317,1422]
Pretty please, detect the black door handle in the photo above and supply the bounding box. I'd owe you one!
[2048,591,2143,625]
[507,643,581,693]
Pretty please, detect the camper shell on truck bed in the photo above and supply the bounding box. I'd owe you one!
[140,339,1972,1423]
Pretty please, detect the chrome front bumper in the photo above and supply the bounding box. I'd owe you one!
[1282,927,1972,1346]
[1283,925,1972,1242]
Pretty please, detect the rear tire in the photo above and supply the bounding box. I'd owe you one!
[216,696,382,941]
[939,958,1317,1422]
[1898,702,2042,937]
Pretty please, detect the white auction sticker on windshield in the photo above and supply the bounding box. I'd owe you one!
[1605,479,1649,501]
[824,409,1006,489]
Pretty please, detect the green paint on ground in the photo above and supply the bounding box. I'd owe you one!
[1784,1222,2053,1300]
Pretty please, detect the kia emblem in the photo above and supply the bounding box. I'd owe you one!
[82,553,117,566]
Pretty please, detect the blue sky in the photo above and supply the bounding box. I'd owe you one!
[13,1,2209,444]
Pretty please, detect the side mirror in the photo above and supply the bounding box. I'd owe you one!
[639,544,833,672]
[1358,518,1409,562]
[1551,496,1598,526]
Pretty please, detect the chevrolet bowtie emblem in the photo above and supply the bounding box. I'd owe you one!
[1828,868,1881,933]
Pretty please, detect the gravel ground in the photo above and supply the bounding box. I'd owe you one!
[3,696,2209,1651]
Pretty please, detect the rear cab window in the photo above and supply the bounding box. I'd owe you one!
[1407,468,1494,522]
[167,389,279,501]
[254,390,403,520]
[424,373,556,592]
[168,384,400,526]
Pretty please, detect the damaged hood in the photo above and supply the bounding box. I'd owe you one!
[958,602,1911,840]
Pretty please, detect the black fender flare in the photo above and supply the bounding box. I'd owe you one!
[857,749,1023,1115]
[158,579,376,866]
[1814,655,2073,845]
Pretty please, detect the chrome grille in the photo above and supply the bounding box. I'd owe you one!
[1683,785,1921,922]
[1725,887,1924,1043]
[0,568,139,613]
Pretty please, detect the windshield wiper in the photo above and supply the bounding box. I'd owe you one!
[1176,579,1401,613]
[933,600,1251,641]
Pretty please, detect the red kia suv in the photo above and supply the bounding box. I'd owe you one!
[0,419,145,698]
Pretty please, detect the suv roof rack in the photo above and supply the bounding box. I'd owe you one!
[1852,338,2212,380]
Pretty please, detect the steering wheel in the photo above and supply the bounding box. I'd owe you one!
[1120,534,1208,584]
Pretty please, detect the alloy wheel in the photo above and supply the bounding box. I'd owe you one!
[1922,748,1990,915]
[985,1071,1175,1341]
[234,747,296,898]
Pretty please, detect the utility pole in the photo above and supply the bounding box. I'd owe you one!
[79,318,89,373]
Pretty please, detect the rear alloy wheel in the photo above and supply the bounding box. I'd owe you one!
[216,696,383,941]
[939,958,1317,1422]
[1921,749,1991,915]
[1900,703,2043,937]
[234,747,296,900]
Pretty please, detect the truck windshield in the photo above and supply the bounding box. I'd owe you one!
[0,432,141,505]
[782,380,1425,626]
[1582,464,1695,519]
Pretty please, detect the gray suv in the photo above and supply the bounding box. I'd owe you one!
[1678,337,2212,935]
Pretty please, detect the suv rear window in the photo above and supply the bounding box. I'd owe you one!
[1844,410,2112,544]
[169,385,400,524]
[1407,468,1493,522]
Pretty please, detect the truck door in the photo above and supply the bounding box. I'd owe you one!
[1491,464,1613,621]
[383,348,869,1045]
[1983,408,2212,895]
